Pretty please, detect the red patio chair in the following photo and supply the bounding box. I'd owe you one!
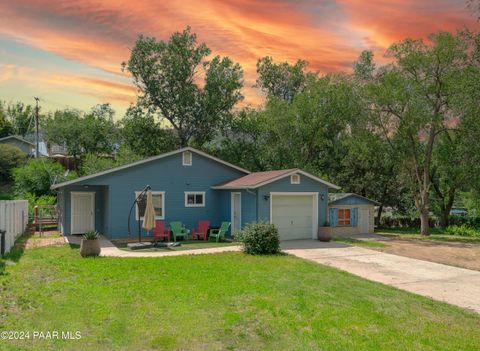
[153,220,171,242]
[192,220,210,241]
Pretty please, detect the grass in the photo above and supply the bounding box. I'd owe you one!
[1,245,480,350]
[376,228,480,244]
[333,237,387,247]
[114,240,238,252]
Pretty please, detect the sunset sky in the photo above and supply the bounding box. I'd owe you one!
[0,0,478,118]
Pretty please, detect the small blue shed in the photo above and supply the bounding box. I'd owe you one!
[328,193,380,236]
[52,147,341,240]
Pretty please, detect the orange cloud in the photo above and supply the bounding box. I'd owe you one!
[0,0,477,113]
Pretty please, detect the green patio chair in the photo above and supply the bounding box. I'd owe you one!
[170,221,188,242]
[209,222,230,242]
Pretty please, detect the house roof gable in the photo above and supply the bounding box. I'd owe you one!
[51,147,250,189]
[212,169,340,189]
[0,135,35,146]
[328,193,380,205]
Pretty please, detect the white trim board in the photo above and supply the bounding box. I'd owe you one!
[231,192,242,235]
[52,147,250,189]
[269,192,319,240]
[184,191,206,207]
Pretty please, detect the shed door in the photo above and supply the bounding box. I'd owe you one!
[271,194,315,240]
[71,192,95,234]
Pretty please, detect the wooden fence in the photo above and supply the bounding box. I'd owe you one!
[0,200,28,255]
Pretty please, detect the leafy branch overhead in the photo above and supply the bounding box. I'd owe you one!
[123,27,244,146]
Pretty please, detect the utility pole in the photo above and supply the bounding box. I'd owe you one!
[34,97,40,158]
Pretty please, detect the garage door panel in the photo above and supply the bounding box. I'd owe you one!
[271,194,315,240]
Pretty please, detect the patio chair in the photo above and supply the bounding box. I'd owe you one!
[153,220,170,242]
[170,221,189,242]
[209,222,230,242]
[192,220,210,241]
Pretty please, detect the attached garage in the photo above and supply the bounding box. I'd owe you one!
[271,193,318,240]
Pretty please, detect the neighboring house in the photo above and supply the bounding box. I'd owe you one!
[52,147,378,240]
[0,135,49,156]
[328,193,380,236]
[0,135,34,154]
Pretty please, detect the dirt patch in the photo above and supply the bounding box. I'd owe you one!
[26,231,65,249]
[368,239,480,271]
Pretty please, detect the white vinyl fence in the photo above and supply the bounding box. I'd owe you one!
[0,200,28,255]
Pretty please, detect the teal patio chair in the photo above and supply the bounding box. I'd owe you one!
[170,221,189,242]
[209,222,230,242]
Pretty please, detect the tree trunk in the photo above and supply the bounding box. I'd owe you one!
[439,189,456,229]
[420,208,429,236]
[376,204,384,226]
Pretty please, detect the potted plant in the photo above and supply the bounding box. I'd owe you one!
[317,221,332,242]
[80,231,101,257]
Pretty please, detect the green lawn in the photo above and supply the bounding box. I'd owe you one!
[376,227,480,243]
[1,245,480,350]
[114,240,239,252]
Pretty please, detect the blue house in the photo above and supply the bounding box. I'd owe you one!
[51,147,361,240]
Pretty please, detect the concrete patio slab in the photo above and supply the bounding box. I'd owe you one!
[281,240,480,314]
[64,235,241,258]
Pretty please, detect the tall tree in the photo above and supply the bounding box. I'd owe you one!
[123,27,244,146]
[361,31,480,235]
[256,57,316,102]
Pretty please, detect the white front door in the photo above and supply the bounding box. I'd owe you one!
[271,194,317,240]
[71,192,95,234]
[360,208,370,234]
[231,192,241,235]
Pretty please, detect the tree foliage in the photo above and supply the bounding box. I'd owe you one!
[45,104,117,161]
[0,101,35,137]
[12,158,76,197]
[256,57,316,102]
[0,144,27,181]
[123,27,244,146]
[119,106,178,157]
[359,30,480,233]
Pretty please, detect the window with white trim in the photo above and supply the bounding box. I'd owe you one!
[182,151,192,166]
[185,191,205,207]
[290,174,300,184]
[135,191,165,220]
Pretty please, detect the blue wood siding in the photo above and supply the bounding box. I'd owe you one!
[256,174,329,227]
[60,152,246,238]
[61,185,108,234]
[212,189,257,237]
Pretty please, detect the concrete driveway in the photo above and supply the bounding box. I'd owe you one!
[281,240,480,314]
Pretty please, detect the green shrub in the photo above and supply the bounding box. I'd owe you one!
[21,192,56,217]
[0,144,26,181]
[445,225,480,237]
[0,260,5,275]
[236,222,280,255]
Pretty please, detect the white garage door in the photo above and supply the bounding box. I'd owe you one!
[271,194,316,240]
